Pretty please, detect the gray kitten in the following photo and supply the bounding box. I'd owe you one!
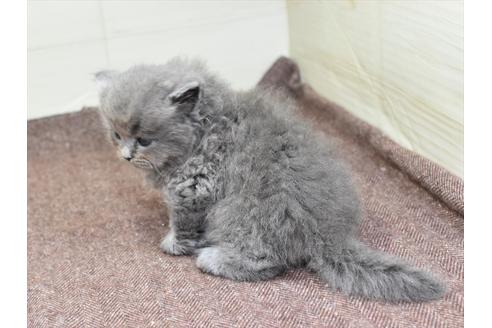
[95,57,445,302]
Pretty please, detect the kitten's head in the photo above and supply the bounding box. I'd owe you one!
[95,58,210,173]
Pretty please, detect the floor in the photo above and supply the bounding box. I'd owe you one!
[27,59,463,327]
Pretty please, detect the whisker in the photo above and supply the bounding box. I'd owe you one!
[135,156,165,178]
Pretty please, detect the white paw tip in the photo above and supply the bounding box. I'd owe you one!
[196,247,221,272]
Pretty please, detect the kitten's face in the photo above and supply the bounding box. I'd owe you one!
[106,118,161,171]
[95,66,201,173]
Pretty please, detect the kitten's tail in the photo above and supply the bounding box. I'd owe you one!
[311,240,446,302]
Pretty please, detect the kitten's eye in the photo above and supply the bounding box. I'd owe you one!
[137,137,152,147]
[114,131,121,140]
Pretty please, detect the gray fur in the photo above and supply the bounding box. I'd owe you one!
[95,57,445,302]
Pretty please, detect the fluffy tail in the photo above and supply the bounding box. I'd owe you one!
[311,240,446,302]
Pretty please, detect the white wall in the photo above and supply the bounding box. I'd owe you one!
[28,0,288,119]
[287,1,463,178]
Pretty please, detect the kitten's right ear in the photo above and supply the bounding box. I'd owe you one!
[94,70,118,94]
[167,81,200,112]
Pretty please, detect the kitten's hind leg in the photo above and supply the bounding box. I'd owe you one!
[196,246,285,281]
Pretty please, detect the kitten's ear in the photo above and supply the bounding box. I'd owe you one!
[94,70,118,94]
[168,81,200,111]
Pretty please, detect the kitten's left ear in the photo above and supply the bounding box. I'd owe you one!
[94,70,118,94]
[168,81,200,111]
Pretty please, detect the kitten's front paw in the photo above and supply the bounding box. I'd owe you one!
[196,247,222,275]
[160,231,192,256]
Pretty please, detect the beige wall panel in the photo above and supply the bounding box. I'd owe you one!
[287,1,463,177]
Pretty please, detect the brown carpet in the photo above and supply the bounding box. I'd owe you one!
[28,58,463,327]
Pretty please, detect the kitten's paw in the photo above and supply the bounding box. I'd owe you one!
[196,247,222,275]
[160,231,192,256]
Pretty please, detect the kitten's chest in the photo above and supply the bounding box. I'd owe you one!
[166,154,223,207]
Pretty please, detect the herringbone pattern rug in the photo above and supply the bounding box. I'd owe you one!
[28,58,463,327]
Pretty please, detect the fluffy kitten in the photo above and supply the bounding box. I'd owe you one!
[95,58,445,302]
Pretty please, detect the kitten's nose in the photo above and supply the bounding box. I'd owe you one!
[124,156,132,161]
